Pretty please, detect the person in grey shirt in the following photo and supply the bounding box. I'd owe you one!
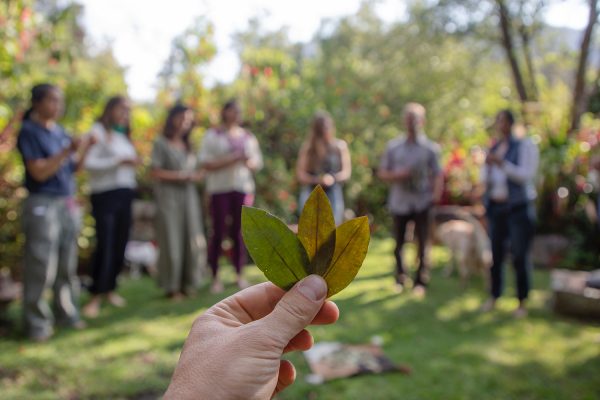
[378,103,443,296]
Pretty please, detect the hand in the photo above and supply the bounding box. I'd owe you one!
[165,275,339,400]
[232,149,249,162]
[120,157,141,167]
[87,134,98,147]
[320,173,335,187]
[395,167,411,181]
[190,170,205,183]
[69,137,82,152]
[178,170,192,182]
[486,153,503,166]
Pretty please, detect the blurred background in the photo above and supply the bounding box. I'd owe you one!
[1,1,599,399]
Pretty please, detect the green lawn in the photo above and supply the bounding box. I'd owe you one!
[1,239,599,399]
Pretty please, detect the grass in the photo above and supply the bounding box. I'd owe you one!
[1,239,599,399]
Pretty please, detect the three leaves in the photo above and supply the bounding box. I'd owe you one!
[242,185,370,297]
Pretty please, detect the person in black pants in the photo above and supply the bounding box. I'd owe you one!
[480,110,539,318]
[83,96,140,318]
[378,103,443,296]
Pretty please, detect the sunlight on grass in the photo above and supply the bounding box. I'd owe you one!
[1,239,599,399]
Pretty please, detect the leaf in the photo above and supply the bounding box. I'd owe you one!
[323,216,370,297]
[241,206,308,290]
[297,185,336,275]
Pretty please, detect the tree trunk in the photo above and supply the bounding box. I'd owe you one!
[570,0,599,134]
[496,0,529,103]
[519,26,539,101]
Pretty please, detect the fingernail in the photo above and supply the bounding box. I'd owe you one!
[297,275,327,301]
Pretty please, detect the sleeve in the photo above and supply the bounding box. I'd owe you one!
[479,164,489,186]
[429,144,442,176]
[379,143,392,171]
[247,134,263,171]
[502,139,539,185]
[151,139,166,169]
[17,129,45,161]
[198,131,216,165]
[83,127,121,172]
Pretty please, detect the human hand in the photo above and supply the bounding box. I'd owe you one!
[485,152,503,166]
[164,275,339,400]
[320,173,335,187]
[395,167,411,181]
[120,157,142,167]
[190,170,205,183]
[87,134,98,147]
[69,137,82,152]
[232,149,249,162]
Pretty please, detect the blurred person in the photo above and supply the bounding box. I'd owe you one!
[296,111,351,224]
[17,83,94,341]
[165,275,339,399]
[82,96,139,318]
[151,104,207,300]
[378,103,443,296]
[591,153,600,229]
[198,100,263,294]
[480,110,539,318]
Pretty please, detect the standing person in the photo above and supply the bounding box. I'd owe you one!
[17,83,93,341]
[151,104,207,300]
[82,96,139,318]
[480,110,539,318]
[198,100,263,294]
[296,111,351,225]
[378,103,443,296]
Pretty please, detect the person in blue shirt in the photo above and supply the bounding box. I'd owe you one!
[17,83,94,341]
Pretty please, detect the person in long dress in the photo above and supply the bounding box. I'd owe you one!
[151,104,207,299]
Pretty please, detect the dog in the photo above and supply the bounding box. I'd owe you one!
[431,207,492,286]
[124,240,158,279]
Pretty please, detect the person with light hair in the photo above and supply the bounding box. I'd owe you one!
[296,111,351,225]
[378,103,443,296]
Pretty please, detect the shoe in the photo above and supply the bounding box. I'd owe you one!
[70,320,87,330]
[107,293,127,308]
[480,298,496,313]
[83,298,101,319]
[29,330,53,342]
[412,284,426,298]
[394,282,405,293]
[210,280,224,294]
[167,292,186,302]
[237,278,250,290]
[513,307,528,319]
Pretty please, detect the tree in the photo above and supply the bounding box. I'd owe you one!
[0,0,128,277]
[570,0,599,132]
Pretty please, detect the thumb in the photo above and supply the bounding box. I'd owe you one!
[261,275,328,347]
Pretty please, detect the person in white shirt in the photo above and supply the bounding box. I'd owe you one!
[83,96,139,318]
[198,100,263,294]
[480,110,539,318]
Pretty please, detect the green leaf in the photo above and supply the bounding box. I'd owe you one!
[241,206,309,290]
[323,216,370,297]
[298,185,336,275]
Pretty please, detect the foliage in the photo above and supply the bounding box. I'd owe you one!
[0,0,127,277]
[1,0,600,276]
[243,186,370,296]
[536,119,600,269]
